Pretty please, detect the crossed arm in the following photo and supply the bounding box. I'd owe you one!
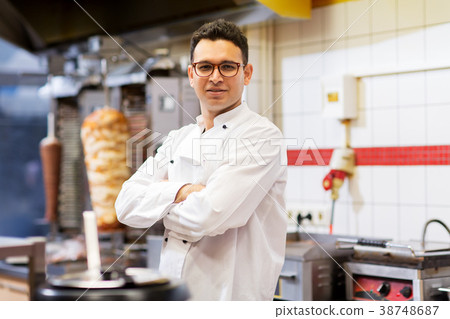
[174,183,206,203]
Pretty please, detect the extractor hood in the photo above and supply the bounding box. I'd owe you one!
[0,0,276,53]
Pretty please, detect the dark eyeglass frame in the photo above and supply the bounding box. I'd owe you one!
[191,61,245,78]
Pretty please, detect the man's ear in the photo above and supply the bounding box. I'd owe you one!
[188,65,194,87]
[243,63,253,86]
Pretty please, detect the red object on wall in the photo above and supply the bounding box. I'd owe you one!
[287,145,450,166]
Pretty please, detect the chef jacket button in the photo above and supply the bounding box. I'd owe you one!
[164,238,168,242]
[222,124,227,129]
[170,160,174,164]
[183,240,187,244]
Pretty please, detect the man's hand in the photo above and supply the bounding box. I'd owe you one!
[174,184,206,203]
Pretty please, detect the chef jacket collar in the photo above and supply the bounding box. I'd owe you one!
[195,102,248,131]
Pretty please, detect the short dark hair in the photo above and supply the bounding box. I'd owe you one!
[190,19,248,65]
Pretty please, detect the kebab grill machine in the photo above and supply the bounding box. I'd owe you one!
[40,38,199,235]
[37,40,199,298]
[337,219,450,301]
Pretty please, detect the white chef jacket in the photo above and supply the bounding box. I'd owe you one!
[115,102,287,300]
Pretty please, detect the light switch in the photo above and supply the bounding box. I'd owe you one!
[321,74,357,120]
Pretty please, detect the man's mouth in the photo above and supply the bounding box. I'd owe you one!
[207,88,226,92]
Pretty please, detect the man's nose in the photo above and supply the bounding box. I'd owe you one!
[209,66,223,83]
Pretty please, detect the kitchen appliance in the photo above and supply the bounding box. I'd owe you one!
[35,212,189,301]
[36,268,189,301]
[276,233,354,301]
[338,238,450,301]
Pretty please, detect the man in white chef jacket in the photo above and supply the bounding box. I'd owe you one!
[115,19,287,301]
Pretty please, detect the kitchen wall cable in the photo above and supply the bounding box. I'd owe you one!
[421,219,450,246]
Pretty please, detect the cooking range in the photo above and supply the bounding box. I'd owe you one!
[338,238,450,301]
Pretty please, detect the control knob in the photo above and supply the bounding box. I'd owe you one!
[377,282,391,297]
[400,286,412,299]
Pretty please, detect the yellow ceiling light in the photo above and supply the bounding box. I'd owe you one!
[256,0,359,18]
[257,0,312,19]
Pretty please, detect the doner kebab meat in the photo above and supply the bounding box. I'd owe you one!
[40,113,61,223]
[81,108,130,230]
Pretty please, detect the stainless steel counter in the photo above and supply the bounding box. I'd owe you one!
[0,236,46,300]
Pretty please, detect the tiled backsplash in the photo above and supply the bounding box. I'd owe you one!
[247,0,450,242]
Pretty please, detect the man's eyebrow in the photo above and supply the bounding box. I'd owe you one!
[194,60,239,64]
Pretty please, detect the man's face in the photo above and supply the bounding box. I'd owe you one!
[188,39,253,118]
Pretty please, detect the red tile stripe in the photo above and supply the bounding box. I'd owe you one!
[287,145,450,166]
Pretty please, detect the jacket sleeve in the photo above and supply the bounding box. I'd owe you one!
[163,124,286,242]
[115,131,187,228]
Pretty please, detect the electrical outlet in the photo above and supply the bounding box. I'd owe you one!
[290,206,330,227]
[309,207,330,227]
[285,204,331,232]
[286,209,296,224]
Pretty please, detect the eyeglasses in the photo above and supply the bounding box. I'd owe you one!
[192,62,244,78]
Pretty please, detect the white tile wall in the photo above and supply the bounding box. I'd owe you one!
[372,166,399,204]
[285,166,302,202]
[302,113,325,148]
[397,0,424,29]
[357,77,373,111]
[349,202,374,237]
[371,0,397,33]
[282,113,302,142]
[265,1,450,242]
[323,40,347,75]
[425,70,450,105]
[332,200,350,235]
[425,24,450,64]
[350,109,373,147]
[426,166,450,206]
[371,75,398,108]
[346,0,371,37]
[372,108,398,146]
[300,9,323,44]
[323,2,348,41]
[245,81,261,113]
[274,20,301,46]
[371,32,398,68]
[349,166,373,204]
[398,166,426,205]
[398,205,427,241]
[398,73,425,107]
[301,78,321,112]
[373,205,399,239]
[425,0,450,25]
[324,117,345,148]
[398,106,426,146]
[397,28,426,67]
[248,48,261,80]
[347,36,371,72]
[281,80,302,114]
[299,166,328,202]
[427,105,450,145]
[275,46,302,81]
[299,43,324,77]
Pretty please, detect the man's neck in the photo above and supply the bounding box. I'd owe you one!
[201,102,241,131]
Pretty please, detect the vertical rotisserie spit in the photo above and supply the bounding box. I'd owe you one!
[81,107,130,230]
[40,113,62,224]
